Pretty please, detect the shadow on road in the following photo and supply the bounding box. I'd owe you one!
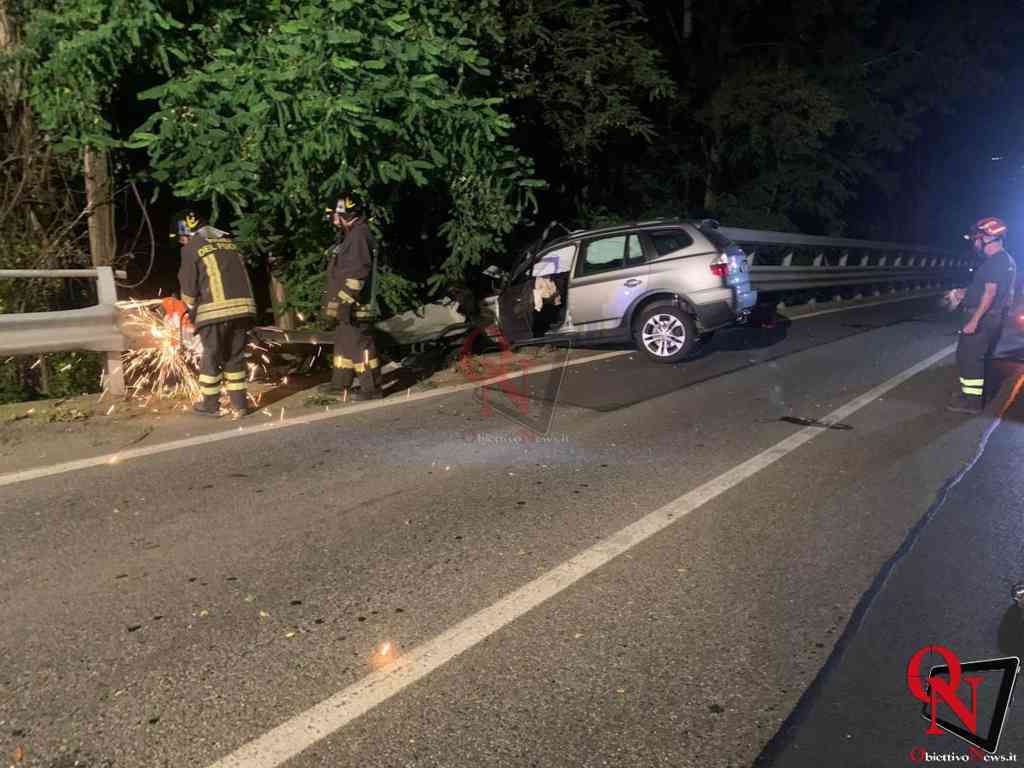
[687,316,791,361]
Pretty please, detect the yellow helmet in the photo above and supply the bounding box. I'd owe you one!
[173,210,205,239]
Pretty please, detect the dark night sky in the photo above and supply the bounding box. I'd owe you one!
[888,0,1023,251]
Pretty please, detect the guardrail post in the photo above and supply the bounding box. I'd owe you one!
[94,266,125,396]
[782,251,793,267]
[95,266,118,306]
[839,250,848,266]
[104,352,125,396]
[813,251,824,267]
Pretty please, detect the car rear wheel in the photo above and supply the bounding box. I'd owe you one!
[634,304,697,363]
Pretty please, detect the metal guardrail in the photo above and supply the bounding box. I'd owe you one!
[719,227,972,296]
[0,227,972,400]
[0,268,126,394]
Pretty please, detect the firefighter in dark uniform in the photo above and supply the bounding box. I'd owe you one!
[947,216,1016,415]
[176,211,257,418]
[320,196,382,400]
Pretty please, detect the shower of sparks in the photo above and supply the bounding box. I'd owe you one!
[110,304,293,410]
[119,303,202,401]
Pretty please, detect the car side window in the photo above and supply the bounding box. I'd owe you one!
[648,229,695,258]
[532,244,576,277]
[578,235,627,276]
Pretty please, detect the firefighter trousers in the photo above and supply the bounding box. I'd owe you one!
[333,304,380,392]
[198,317,252,410]
[956,311,1004,402]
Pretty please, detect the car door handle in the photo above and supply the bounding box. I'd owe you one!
[623,278,642,287]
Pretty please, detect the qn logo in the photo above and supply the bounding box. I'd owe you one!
[907,645,1020,754]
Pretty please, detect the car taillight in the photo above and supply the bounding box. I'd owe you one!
[710,254,729,278]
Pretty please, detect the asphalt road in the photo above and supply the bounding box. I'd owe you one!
[4,295,1024,768]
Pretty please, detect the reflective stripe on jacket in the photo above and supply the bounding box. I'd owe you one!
[179,226,257,328]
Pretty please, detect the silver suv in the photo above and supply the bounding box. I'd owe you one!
[486,220,757,363]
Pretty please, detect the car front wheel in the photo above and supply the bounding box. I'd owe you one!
[634,304,697,363]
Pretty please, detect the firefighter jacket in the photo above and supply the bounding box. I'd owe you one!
[178,226,257,329]
[324,219,375,322]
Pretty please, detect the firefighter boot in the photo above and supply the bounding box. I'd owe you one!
[350,370,382,402]
[946,392,983,415]
[193,393,222,417]
[318,367,352,396]
[228,388,249,419]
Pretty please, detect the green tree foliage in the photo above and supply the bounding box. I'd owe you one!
[18,0,541,315]
[699,67,850,230]
[502,0,675,166]
[7,0,1024,324]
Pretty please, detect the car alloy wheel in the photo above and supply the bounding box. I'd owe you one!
[641,313,687,358]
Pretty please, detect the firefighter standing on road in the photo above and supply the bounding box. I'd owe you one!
[947,216,1016,415]
[320,196,382,400]
[176,211,257,418]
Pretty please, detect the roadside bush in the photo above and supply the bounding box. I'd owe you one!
[0,351,104,404]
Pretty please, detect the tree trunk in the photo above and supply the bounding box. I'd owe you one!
[269,271,295,330]
[84,146,115,267]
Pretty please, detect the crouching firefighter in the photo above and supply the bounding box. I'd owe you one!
[175,211,257,418]
[320,196,382,401]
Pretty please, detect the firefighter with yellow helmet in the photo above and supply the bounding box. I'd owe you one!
[320,195,382,400]
[175,210,257,418]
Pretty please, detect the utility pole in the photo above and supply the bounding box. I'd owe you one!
[84,146,115,267]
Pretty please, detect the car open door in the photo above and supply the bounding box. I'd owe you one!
[497,275,536,343]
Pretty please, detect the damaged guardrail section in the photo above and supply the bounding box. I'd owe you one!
[720,227,971,298]
[0,268,126,394]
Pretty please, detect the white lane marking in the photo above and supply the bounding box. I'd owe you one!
[787,291,942,321]
[0,350,631,489]
[205,343,957,768]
